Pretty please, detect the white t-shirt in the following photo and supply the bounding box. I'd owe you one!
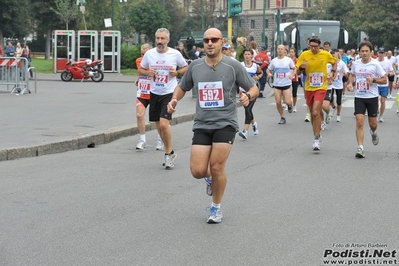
[377,58,393,86]
[268,57,295,87]
[140,47,187,95]
[332,60,348,89]
[385,56,396,66]
[350,59,386,98]
[395,56,399,77]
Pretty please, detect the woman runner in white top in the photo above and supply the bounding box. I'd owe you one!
[238,49,263,140]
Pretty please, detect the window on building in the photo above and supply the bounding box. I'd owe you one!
[250,0,256,9]
[282,0,288,8]
[303,0,312,8]
[251,20,255,29]
[266,0,271,8]
[265,19,269,29]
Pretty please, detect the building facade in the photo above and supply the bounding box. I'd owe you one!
[177,0,313,52]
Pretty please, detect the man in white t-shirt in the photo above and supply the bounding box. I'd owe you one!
[376,48,393,122]
[139,28,188,169]
[347,41,386,159]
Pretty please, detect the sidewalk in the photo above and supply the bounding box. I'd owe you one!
[0,75,197,161]
[0,74,271,162]
[35,72,136,83]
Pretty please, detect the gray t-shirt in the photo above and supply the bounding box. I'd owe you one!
[179,55,255,131]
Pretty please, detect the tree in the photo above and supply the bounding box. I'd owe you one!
[82,0,117,31]
[0,0,31,41]
[190,0,218,30]
[31,0,64,59]
[154,0,188,47]
[128,0,170,43]
[351,0,399,50]
[51,0,80,30]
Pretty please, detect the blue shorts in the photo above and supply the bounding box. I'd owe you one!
[378,86,388,98]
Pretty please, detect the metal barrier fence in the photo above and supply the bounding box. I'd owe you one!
[0,57,37,94]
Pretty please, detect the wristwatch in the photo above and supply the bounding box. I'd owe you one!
[245,93,251,100]
[372,78,376,83]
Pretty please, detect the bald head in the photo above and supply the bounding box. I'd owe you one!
[203,28,223,59]
[204,28,223,39]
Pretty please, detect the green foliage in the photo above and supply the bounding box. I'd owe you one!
[51,0,80,30]
[153,0,188,47]
[189,0,218,30]
[351,0,399,50]
[121,44,141,69]
[301,0,399,50]
[0,0,31,39]
[82,0,115,31]
[128,0,170,43]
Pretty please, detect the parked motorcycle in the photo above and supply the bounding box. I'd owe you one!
[60,59,104,82]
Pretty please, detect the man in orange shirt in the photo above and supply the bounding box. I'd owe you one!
[135,43,164,150]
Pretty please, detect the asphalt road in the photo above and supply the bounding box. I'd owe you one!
[1,89,399,265]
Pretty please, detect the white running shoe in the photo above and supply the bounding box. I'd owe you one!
[239,130,248,140]
[312,138,321,151]
[379,116,384,123]
[336,115,341,122]
[156,139,164,150]
[293,106,297,113]
[321,121,327,131]
[370,129,379,146]
[136,139,147,150]
[330,107,336,117]
[164,153,177,169]
[252,122,259,136]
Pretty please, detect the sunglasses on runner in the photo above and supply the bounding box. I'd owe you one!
[203,38,221,44]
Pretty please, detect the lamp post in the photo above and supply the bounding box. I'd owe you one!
[326,0,329,20]
[120,0,127,41]
[201,0,205,32]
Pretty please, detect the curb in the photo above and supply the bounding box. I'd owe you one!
[0,98,252,162]
[36,78,134,83]
[0,113,194,162]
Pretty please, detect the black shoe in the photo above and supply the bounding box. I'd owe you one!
[259,93,264,98]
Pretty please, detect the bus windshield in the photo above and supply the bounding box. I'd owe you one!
[298,25,340,51]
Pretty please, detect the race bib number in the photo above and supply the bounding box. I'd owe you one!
[138,78,151,95]
[198,81,224,108]
[153,69,169,85]
[309,72,324,87]
[356,81,370,91]
[275,72,286,79]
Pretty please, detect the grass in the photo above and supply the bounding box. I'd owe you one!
[31,58,53,74]
[30,58,138,75]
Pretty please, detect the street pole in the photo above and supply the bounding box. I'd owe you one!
[262,0,266,45]
[112,0,115,30]
[276,9,280,45]
[201,0,205,32]
[326,0,328,20]
[236,15,239,37]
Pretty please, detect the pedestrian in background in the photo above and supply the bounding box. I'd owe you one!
[235,37,247,62]
[4,41,15,57]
